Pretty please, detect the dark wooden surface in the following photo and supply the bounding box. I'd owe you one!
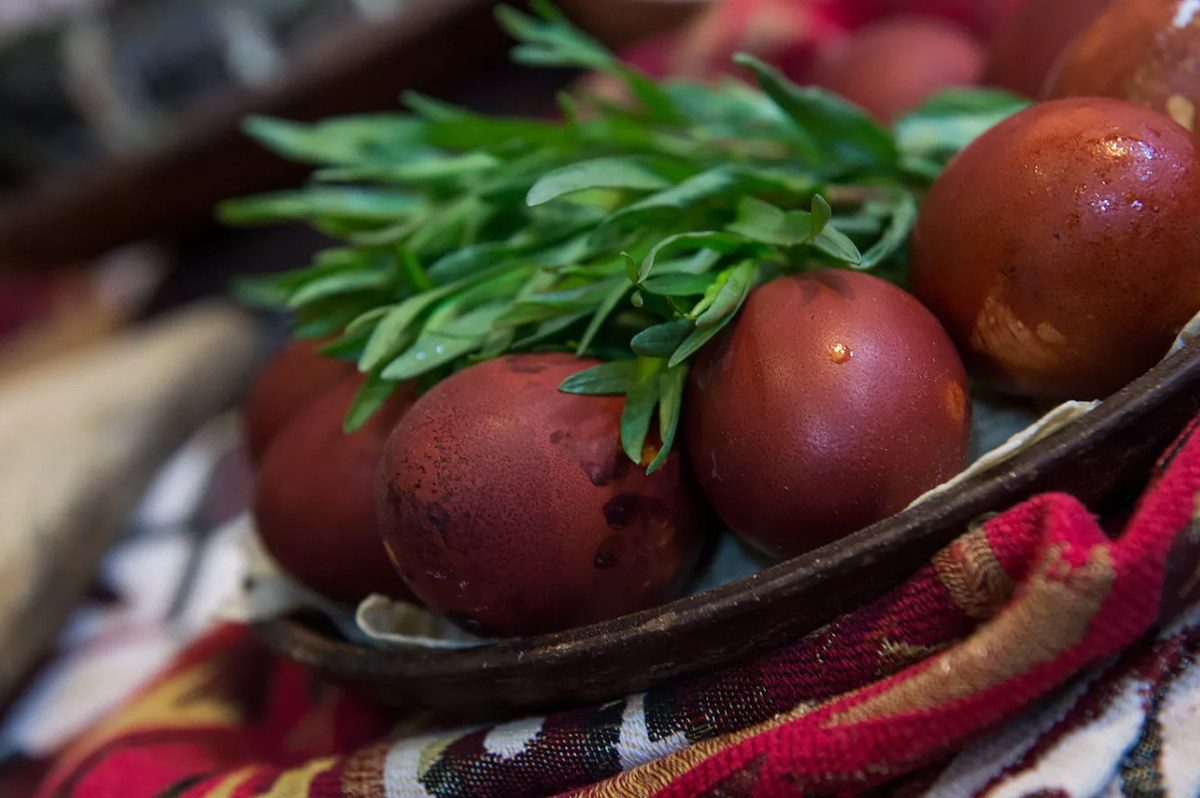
[256,337,1200,719]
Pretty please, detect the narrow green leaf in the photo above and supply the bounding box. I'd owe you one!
[646,364,687,474]
[316,152,501,184]
[557,90,581,125]
[734,53,898,168]
[697,261,755,327]
[380,302,506,381]
[497,4,678,123]
[293,316,350,340]
[218,188,423,225]
[229,275,291,309]
[895,88,1030,160]
[397,247,435,292]
[671,265,755,367]
[401,195,492,256]
[428,243,527,285]
[318,330,371,362]
[640,272,718,297]
[287,270,391,308]
[665,78,792,136]
[689,267,730,320]
[497,4,613,71]
[243,114,427,165]
[631,319,694,357]
[622,252,639,284]
[345,306,391,337]
[577,280,632,356]
[360,296,443,371]
[638,231,745,282]
[727,196,813,246]
[827,214,883,236]
[512,309,591,349]
[621,358,665,464]
[669,313,735,368]
[441,267,535,315]
[405,89,566,149]
[537,235,596,270]
[861,193,918,269]
[605,167,739,224]
[527,158,671,207]
[559,360,638,395]
[613,63,683,125]
[529,0,567,22]
[402,91,468,122]
[344,373,400,433]
[524,279,616,308]
[811,194,832,237]
[812,224,863,266]
[358,262,518,371]
[478,327,517,359]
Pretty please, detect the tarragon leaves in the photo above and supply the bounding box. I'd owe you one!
[218,188,422,226]
[559,360,637,395]
[527,158,671,206]
[229,1,1026,468]
[728,196,813,246]
[734,53,897,171]
[495,1,678,124]
[895,88,1030,166]
[243,114,428,165]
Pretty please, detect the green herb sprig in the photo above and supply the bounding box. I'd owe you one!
[223,0,1027,471]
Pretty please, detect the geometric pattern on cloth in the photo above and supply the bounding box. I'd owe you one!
[32,409,1200,798]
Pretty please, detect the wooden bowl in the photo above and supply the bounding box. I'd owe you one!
[255,337,1200,718]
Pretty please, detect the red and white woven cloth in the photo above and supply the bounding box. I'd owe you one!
[27,406,1200,798]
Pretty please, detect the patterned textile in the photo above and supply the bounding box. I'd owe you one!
[30,408,1200,797]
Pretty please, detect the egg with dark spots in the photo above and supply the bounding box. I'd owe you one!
[244,338,353,463]
[684,270,971,561]
[254,373,418,604]
[375,353,712,637]
[909,97,1200,399]
[983,0,1114,98]
[807,17,985,123]
[1044,0,1200,133]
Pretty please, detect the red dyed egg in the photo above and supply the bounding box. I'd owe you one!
[244,338,353,463]
[1045,0,1200,135]
[255,374,418,604]
[909,97,1200,399]
[983,0,1114,98]
[685,270,971,560]
[808,17,985,123]
[375,353,711,637]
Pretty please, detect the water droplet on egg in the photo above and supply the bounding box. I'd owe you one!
[829,343,854,364]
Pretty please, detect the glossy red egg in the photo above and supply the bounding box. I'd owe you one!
[685,270,971,560]
[983,0,1114,98]
[909,97,1200,399]
[244,338,353,463]
[1044,0,1200,135]
[375,353,711,638]
[808,17,985,123]
[255,374,418,604]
